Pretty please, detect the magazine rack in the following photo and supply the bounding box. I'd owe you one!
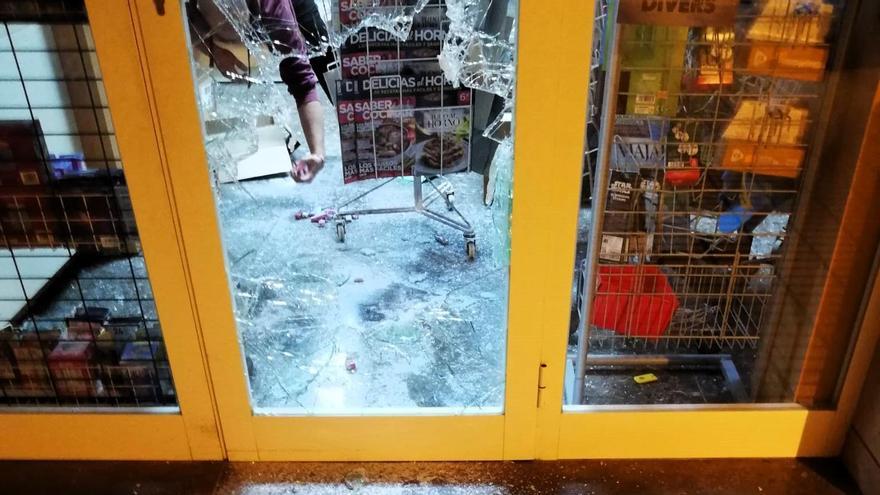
[569,0,839,405]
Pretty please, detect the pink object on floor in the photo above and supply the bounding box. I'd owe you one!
[310,208,335,223]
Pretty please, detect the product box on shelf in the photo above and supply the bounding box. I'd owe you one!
[104,341,170,400]
[96,317,140,363]
[66,306,110,341]
[612,115,667,172]
[720,141,804,179]
[747,0,834,45]
[66,319,105,341]
[0,332,15,381]
[720,100,809,177]
[723,100,809,145]
[5,329,60,398]
[746,43,828,82]
[53,169,135,254]
[600,170,644,263]
[694,27,735,87]
[0,194,63,249]
[619,25,688,117]
[48,340,97,398]
[0,121,51,188]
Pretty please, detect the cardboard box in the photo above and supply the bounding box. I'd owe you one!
[215,125,294,183]
[96,317,140,363]
[747,0,834,44]
[720,141,804,178]
[0,121,51,188]
[104,341,170,400]
[66,306,110,342]
[723,101,809,146]
[48,341,96,398]
[6,334,57,397]
[747,43,828,82]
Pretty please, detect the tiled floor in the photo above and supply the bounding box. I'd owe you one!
[0,458,861,495]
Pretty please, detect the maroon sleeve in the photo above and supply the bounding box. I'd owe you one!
[258,0,320,105]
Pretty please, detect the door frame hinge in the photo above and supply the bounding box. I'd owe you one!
[536,363,548,407]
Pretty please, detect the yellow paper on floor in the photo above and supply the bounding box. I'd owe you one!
[634,373,658,384]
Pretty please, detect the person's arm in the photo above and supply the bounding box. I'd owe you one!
[187,0,247,77]
[258,0,325,182]
[295,100,324,182]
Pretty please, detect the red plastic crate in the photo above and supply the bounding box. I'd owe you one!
[590,264,679,338]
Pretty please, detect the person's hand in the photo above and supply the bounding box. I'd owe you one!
[211,44,247,78]
[291,153,325,183]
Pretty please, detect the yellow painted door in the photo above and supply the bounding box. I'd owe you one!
[537,0,880,460]
[0,0,222,460]
[126,0,594,460]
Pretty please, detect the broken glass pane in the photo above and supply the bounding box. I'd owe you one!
[184,0,519,411]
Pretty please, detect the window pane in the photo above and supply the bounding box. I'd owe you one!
[566,0,865,406]
[183,0,519,412]
[0,4,177,407]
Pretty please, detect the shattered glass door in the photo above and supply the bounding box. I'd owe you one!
[182,0,519,411]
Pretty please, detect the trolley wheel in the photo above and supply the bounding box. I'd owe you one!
[465,239,476,261]
[336,221,346,243]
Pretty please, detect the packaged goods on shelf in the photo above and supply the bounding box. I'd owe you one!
[104,341,170,400]
[48,341,97,398]
[619,25,688,117]
[747,0,834,45]
[746,43,828,82]
[720,100,809,177]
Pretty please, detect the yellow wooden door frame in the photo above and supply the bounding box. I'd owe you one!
[537,258,880,459]
[126,0,594,460]
[0,0,224,460]
[109,0,880,462]
[533,25,880,459]
[5,0,874,462]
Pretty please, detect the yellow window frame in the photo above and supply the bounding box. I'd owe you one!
[44,0,880,462]
[1,0,224,460]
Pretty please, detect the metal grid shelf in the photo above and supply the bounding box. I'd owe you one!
[0,8,176,407]
[570,0,849,405]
